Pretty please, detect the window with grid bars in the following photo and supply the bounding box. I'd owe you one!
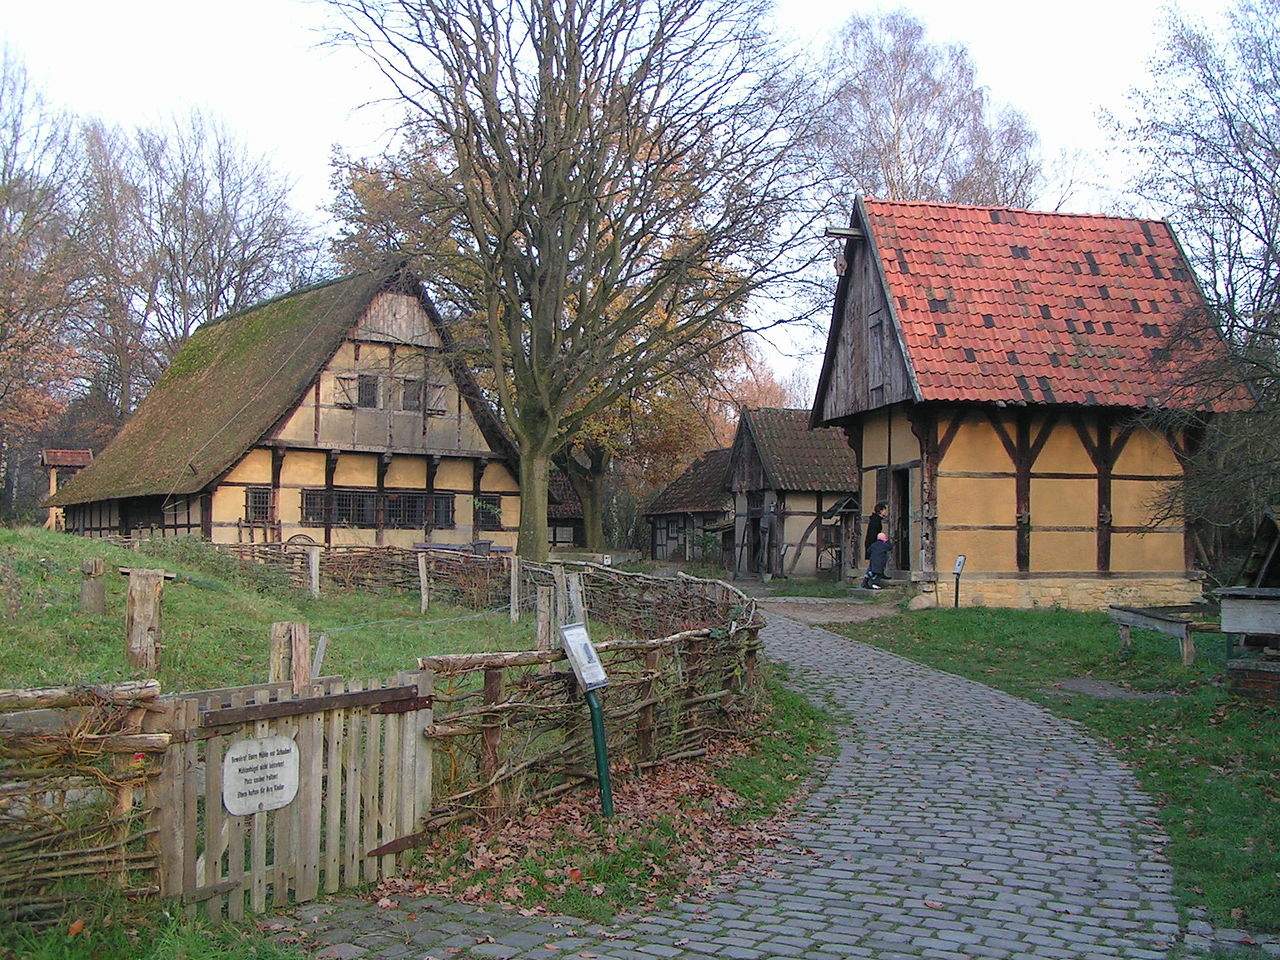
[245,486,271,522]
[474,494,503,531]
[427,493,455,529]
[300,489,378,527]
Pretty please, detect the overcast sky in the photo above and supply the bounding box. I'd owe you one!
[1,0,1229,372]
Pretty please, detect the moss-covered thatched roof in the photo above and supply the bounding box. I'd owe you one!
[50,271,401,507]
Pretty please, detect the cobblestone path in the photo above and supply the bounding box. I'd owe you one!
[286,616,1185,959]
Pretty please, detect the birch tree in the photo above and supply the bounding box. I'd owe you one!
[327,0,822,559]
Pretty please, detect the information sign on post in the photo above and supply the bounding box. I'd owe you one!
[953,554,966,608]
[559,621,608,691]
[222,735,300,816]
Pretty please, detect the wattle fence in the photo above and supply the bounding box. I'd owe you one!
[0,554,761,923]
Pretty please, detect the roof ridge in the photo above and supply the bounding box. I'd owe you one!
[863,197,1168,225]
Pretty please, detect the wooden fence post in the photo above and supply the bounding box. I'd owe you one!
[509,556,521,623]
[551,564,569,627]
[417,552,430,613]
[80,558,106,615]
[566,572,586,624]
[121,568,173,672]
[307,545,321,598]
[481,667,504,815]
[269,622,312,694]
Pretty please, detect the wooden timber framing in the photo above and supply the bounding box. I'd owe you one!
[809,198,1249,608]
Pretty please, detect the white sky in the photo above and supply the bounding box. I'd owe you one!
[1,0,1229,373]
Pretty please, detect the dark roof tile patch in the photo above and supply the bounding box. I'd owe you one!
[643,448,732,516]
[740,408,858,492]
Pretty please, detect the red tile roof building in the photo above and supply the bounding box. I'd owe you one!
[812,199,1250,609]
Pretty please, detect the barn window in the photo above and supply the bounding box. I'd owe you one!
[384,491,426,529]
[301,490,327,524]
[245,486,271,522]
[474,494,503,531]
[356,375,379,408]
[300,489,378,527]
[427,493,455,529]
[401,378,422,411]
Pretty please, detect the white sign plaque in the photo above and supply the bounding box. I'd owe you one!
[953,554,967,576]
[222,735,300,816]
[559,621,608,691]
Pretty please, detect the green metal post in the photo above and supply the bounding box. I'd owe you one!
[583,688,614,817]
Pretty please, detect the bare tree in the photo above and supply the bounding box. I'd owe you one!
[0,53,84,514]
[1118,0,1280,570]
[327,0,823,559]
[816,10,1042,212]
[75,114,320,414]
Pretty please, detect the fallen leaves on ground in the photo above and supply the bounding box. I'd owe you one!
[370,731,797,918]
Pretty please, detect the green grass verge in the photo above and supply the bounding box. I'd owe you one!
[0,527,534,690]
[397,670,835,923]
[832,607,1280,933]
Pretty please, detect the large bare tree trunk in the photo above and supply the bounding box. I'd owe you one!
[516,445,551,562]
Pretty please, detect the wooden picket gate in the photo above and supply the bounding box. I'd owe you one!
[151,672,433,919]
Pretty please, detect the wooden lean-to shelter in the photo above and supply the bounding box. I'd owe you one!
[812,199,1252,609]
[47,269,520,549]
[727,408,860,579]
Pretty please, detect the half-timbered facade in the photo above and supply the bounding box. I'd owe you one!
[48,270,520,549]
[727,408,860,579]
[812,199,1252,608]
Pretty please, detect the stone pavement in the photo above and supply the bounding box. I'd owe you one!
[280,615,1211,959]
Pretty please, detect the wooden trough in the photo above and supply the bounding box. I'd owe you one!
[1108,603,1221,666]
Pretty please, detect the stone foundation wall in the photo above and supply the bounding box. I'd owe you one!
[914,576,1203,612]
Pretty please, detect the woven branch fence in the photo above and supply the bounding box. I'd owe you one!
[0,554,761,922]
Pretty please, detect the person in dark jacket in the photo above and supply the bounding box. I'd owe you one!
[862,532,891,589]
[864,502,888,559]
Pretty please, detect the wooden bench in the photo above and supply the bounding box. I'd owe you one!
[1108,604,1221,666]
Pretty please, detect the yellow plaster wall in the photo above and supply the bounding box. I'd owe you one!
[1031,478,1096,526]
[1030,531,1096,572]
[385,457,425,488]
[282,451,327,485]
[862,414,890,468]
[435,460,473,491]
[1115,428,1181,476]
[210,486,243,526]
[890,407,917,463]
[223,449,272,484]
[1035,424,1093,473]
[937,475,1013,527]
[480,462,519,492]
[941,418,1012,472]
[1111,529,1185,573]
[334,454,377,487]
[935,529,1014,573]
[1113,478,1177,527]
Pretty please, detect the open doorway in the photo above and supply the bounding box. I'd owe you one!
[891,468,911,573]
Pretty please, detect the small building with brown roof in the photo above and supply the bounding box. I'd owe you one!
[727,408,860,579]
[642,448,733,563]
[812,198,1252,608]
[47,269,520,549]
[40,449,94,531]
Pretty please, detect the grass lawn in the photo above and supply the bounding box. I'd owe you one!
[0,526,535,691]
[832,606,1280,936]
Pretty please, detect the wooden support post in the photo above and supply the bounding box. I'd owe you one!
[120,568,174,672]
[509,556,521,623]
[80,558,106,615]
[566,572,586,624]
[551,564,569,627]
[307,545,321,598]
[269,622,312,694]
[481,667,504,815]
[536,586,553,672]
[417,552,430,613]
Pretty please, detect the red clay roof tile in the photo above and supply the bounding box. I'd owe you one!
[863,200,1251,410]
